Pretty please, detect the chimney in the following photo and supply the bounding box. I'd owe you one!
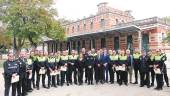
[97,2,108,14]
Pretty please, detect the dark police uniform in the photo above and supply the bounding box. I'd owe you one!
[26,58,33,92]
[77,56,85,85]
[149,54,155,86]
[55,55,61,86]
[47,56,57,88]
[82,53,88,83]
[133,53,141,84]
[36,56,47,89]
[154,54,164,90]
[3,60,19,96]
[68,54,78,85]
[139,55,150,88]
[60,55,69,86]
[119,55,128,85]
[86,54,96,85]
[17,57,27,96]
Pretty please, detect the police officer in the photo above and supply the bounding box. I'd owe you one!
[160,50,170,87]
[133,49,141,84]
[86,50,95,85]
[119,50,128,86]
[26,52,33,92]
[77,53,85,85]
[81,48,88,83]
[3,52,20,96]
[154,49,164,90]
[31,50,38,88]
[60,50,69,86]
[148,50,155,87]
[55,51,61,86]
[68,50,79,85]
[139,51,150,88]
[47,52,57,89]
[95,50,103,84]
[36,51,47,90]
[17,50,28,96]
[108,50,119,84]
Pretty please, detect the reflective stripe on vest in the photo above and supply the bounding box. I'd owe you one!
[154,55,162,61]
[133,54,140,59]
[48,57,56,63]
[69,55,78,60]
[109,55,119,61]
[38,56,46,62]
[119,55,127,60]
[61,56,69,60]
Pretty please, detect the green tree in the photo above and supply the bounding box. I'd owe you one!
[0,0,65,53]
[163,17,170,43]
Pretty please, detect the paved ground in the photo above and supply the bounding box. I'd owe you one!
[0,68,170,96]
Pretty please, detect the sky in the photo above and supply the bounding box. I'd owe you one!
[55,0,170,21]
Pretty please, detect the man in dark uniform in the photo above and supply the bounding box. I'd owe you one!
[55,51,61,86]
[133,49,141,84]
[36,51,47,90]
[81,48,88,83]
[46,52,57,89]
[149,50,155,87]
[160,50,170,87]
[68,50,78,85]
[17,50,28,96]
[77,53,85,85]
[154,49,164,90]
[3,52,20,96]
[139,51,150,88]
[60,50,69,86]
[86,50,95,85]
[25,52,33,93]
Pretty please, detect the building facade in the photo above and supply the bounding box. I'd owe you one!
[46,2,170,53]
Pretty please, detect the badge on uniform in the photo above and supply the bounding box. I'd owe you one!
[39,69,46,74]
[154,68,161,74]
[60,66,67,71]
[11,75,19,83]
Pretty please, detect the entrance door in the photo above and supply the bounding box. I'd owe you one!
[127,35,133,53]
[114,37,119,51]
[142,34,149,52]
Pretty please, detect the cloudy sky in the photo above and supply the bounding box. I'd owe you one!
[55,0,170,20]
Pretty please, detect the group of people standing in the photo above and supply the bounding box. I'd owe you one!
[3,48,170,96]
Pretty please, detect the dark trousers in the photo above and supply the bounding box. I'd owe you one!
[119,71,128,85]
[4,77,17,96]
[47,70,56,87]
[68,65,77,84]
[36,69,46,88]
[149,67,155,85]
[156,74,164,89]
[116,71,120,83]
[140,72,150,86]
[108,65,115,83]
[56,74,60,85]
[103,66,109,82]
[85,67,88,83]
[78,68,84,84]
[87,67,93,83]
[60,71,69,85]
[163,65,169,86]
[17,75,27,96]
[32,67,36,87]
[27,72,32,91]
[95,66,104,83]
[134,64,140,83]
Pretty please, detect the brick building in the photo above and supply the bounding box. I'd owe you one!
[46,2,170,53]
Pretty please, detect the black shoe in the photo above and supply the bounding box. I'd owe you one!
[125,83,128,86]
[37,87,40,90]
[33,83,36,88]
[167,85,170,87]
[88,82,90,85]
[54,85,57,88]
[47,87,50,89]
[43,85,47,88]
[147,85,150,88]
[27,89,33,92]
[67,83,69,86]
[140,85,144,87]
[154,87,162,90]
[151,83,154,87]
[133,82,138,84]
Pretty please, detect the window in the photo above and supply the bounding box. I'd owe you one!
[72,26,74,33]
[83,24,86,31]
[55,43,58,52]
[100,19,105,28]
[116,19,119,24]
[92,39,95,49]
[72,41,76,50]
[90,22,93,30]
[82,40,85,48]
[101,38,106,48]
[114,37,119,51]
[77,25,80,32]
